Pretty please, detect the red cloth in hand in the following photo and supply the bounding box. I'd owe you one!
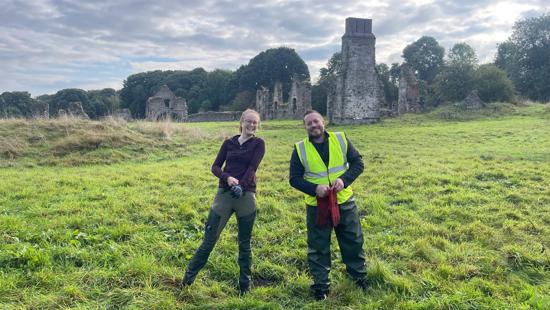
[316,188,340,228]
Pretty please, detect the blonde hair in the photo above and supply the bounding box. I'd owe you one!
[239,108,261,133]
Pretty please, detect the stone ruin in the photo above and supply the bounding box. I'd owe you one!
[30,100,49,119]
[255,75,312,120]
[146,85,188,121]
[457,90,485,110]
[113,108,133,121]
[328,17,385,124]
[397,63,421,114]
[58,101,89,119]
[187,111,241,122]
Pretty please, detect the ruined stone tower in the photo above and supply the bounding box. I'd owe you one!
[256,75,312,120]
[328,17,384,124]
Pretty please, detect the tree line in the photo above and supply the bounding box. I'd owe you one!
[1,13,548,119]
[312,13,549,113]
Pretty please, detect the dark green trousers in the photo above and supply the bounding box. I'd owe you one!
[306,200,367,292]
[184,189,256,289]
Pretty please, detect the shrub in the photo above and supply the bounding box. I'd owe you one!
[474,64,515,103]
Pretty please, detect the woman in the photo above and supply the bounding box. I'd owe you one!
[182,109,265,295]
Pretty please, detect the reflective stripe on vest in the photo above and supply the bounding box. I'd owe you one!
[297,132,349,179]
[295,131,353,206]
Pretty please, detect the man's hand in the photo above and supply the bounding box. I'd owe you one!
[315,184,330,198]
[331,178,344,192]
[227,176,239,187]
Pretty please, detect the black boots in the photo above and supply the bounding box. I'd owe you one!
[313,289,329,301]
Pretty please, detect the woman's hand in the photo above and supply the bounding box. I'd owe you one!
[227,176,239,187]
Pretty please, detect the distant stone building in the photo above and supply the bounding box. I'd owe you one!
[397,63,421,114]
[457,90,485,110]
[113,108,133,121]
[328,17,384,124]
[187,111,241,122]
[31,100,49,119]
[146,85,188,121]
[59,101,89,119]
[256,75,312,120]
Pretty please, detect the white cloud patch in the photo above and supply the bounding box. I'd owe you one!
[0,0,547,96]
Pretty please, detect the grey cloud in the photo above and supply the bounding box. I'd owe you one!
[0,0,547,95]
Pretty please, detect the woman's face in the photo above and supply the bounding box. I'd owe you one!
[241,114,260,136]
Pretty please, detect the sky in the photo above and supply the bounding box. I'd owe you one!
[0,0,546,97]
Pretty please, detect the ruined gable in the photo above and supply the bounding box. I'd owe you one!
[255,75,312,120]
[146,85,188,121]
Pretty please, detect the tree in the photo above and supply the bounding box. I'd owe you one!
[44,89,91,117]
[376,63,398,105]
[88,88,120,117]
[230,91,255,111]
[389,63,401,86]
[448,43,478,68]
[495,13,550,101]
[311,52,341,115]
[227,47,310,106]
[432,43,478,103]
[205,69,233,111]
[494,41,519,81]
[433,66,475,103]
[120,69,211,116]
[120,70,166,117]
[0,91,34,117]
[402,36,445,82]
[474,64,515,103]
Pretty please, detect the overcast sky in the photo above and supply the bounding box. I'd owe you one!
[0,0,546,96]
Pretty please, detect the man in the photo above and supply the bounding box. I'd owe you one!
[289,110,368,300]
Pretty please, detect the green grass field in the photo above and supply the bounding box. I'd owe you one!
[1,104,549,309]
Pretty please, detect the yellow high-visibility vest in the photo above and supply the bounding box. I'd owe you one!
[295,131,353,206]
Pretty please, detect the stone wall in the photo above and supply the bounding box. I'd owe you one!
[30,101,49,119]
[186,111,241,122]
[397,63,421,114]
[328,17,384,125]
[256,75,312,120]
[113,108,133,121]
[146,85,188,121]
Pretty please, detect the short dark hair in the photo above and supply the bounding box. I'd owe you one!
[303,110,323,123]
[303,109,322,118]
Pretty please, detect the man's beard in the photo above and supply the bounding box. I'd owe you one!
[308,127,323,139]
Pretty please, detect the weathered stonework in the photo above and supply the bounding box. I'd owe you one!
[256,75,312,120]
[113,108,133,121]
[397,63,421,114]
[146,85,188,121]
[328,17,384,125]
[256,86,271,120]
[457,90,485,110]
[187,111,241,122]
[31,100,49,119]
[66,101,89,119]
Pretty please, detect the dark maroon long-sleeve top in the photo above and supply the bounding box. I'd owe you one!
[211,135,265,192]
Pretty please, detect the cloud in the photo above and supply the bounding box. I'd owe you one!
[0,0,547,96]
